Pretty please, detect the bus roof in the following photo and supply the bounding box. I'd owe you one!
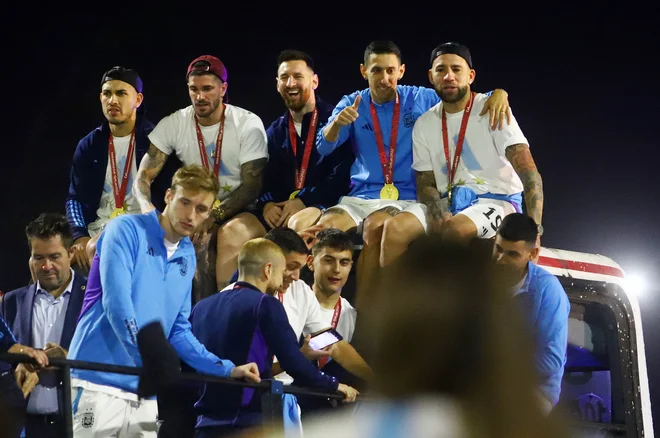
[538,247,625,282]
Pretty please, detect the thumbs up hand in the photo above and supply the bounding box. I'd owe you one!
[334,94,361,126]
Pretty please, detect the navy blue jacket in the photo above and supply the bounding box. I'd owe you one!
[190,282,338,428]
[1,273,87,351]
[258,99,353,209]
[1,274,87,407]
[0,314,17,373]
[65,114,181,241]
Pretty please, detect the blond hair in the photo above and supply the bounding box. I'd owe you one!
[170,164,220,196]
[238,238,285,277]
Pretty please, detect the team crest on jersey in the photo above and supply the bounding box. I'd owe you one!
[82,411,94,428]
[403,111,416,128]
[179,258,188,276]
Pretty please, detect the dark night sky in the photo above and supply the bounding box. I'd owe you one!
[2,5,658,432]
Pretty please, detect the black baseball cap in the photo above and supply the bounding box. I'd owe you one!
[429,42,473,68]
[101,66,143,93]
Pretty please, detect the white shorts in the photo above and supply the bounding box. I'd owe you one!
[71,380,158,438]
[329,196,427,232]
[414,198,517,238]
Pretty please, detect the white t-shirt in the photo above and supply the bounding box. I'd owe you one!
[318,297,357,343]
[412,93,528,196]
[279,279,329,340]
[163,238,179,259]
[88,135,140,236]
[148,104,268,200]
[221,279,328,340]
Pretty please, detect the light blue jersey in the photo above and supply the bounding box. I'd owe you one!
[68,210,235,393]
[316,85,440,200]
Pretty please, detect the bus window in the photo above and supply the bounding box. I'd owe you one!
[557,299,628,437]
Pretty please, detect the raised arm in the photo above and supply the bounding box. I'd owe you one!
[505,144,543,225]
[317,94,361,155]
[134,144,169,213]
[211,157,267,223]
[480,89,511,130]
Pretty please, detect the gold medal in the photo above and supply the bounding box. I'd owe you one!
[213,199,221,210]
[379,183,399,200]
[289,190,301,200]
[110,207,126,219]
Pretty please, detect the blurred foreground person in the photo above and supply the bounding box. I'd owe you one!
[245,236,568,438]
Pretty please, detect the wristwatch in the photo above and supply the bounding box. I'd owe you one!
[537,224,544,236]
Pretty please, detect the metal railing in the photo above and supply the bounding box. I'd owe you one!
[0,352,344,437]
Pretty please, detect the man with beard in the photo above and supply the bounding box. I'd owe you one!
[67,165,260,438]
[133,55,269,295]
[223,228,373,383]
[66,66,179,273]
[493,213,569,413]
[404,42,543,251]
[256,50,353,232]
[311,41,512,306]
[190,238,357,437]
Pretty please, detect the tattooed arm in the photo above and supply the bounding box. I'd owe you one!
[211,158,267,223]
[505,144,543,225]
[134,144,169,213]
[416,170,451,233]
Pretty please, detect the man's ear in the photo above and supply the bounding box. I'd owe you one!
[306,254,314,271]
[164,188,173,205]
[529,246,540,262]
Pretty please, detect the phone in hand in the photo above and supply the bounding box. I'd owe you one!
[308,328,343,351]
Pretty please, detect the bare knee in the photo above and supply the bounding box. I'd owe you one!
[362,212,390,245]
[318,208,356,232]
[441,217,475,242]
[217,213,266,251]
[288,207,321,232]
[86,237,97,261]
[382,213,423,246]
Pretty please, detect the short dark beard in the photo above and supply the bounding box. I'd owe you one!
[436,85,468,103]
[284,98,305,112]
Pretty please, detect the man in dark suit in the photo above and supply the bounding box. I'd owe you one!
[1,213,87,438]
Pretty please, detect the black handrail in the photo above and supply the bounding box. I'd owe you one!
[0,352,345,437]
[0,353,344,399]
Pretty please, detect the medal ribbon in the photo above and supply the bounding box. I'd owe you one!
[288,108,318,190]
[442,92,475,194]
[318,298,342,369]
[108,129,136,210]
[194,104,226,177]
[369,93,400,185]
